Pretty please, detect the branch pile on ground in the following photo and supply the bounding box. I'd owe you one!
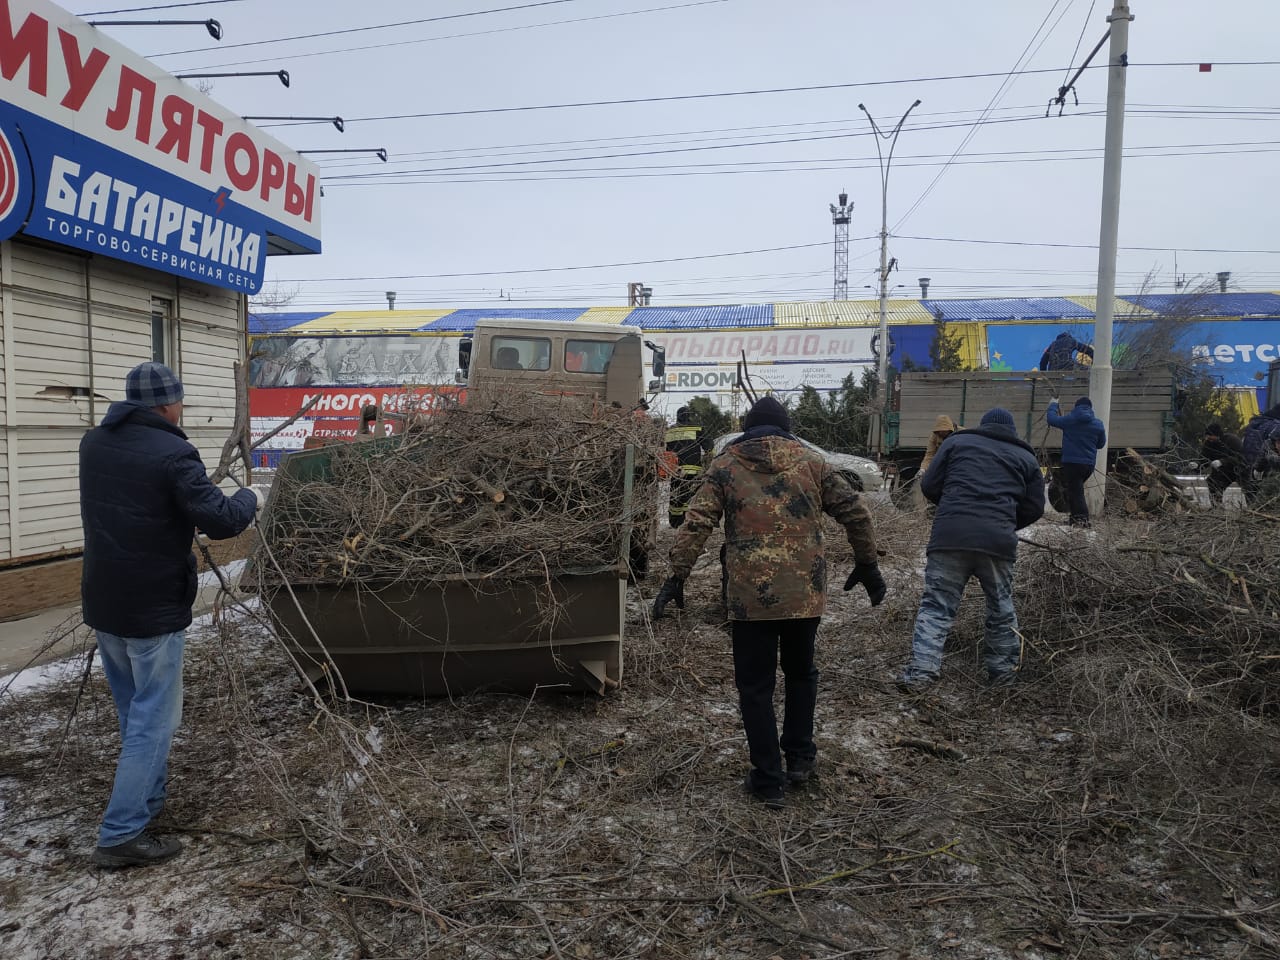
[260,394,663,586]
[1020,513,1278,709]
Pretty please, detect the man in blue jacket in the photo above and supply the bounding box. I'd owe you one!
[80,362,261,869]
[1046,395,1107,527]
[898,408,1044,690]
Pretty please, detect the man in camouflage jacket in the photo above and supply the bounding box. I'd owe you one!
[652,396,884,807]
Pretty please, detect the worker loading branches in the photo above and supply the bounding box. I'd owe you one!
[1047,394,1107,528]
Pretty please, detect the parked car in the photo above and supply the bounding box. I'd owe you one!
[709,433,884,493]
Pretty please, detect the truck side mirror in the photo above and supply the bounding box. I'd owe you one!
[645,341,666,379]
[457,337,472,378]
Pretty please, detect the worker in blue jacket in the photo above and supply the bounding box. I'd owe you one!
[80,362,262,869]
[1046,395,1106,527]
[897,408,1045,690]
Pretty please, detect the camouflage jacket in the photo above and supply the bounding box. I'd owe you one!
[669,431,879,620]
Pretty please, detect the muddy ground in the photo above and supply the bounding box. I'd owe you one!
[1,503,1277,959]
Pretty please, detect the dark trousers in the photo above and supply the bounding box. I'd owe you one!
[1059,462,1092,525]
[731,618,820,790]
[1207,467,1238,506]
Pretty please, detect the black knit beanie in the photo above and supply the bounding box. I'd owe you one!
[742,396,791,432]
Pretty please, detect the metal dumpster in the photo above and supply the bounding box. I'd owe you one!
[255,438,633,697]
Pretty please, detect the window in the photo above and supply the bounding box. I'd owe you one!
[565,339,614,374]
[490,336,550,371]
[151,298,175,366]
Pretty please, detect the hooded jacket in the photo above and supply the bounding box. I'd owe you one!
[669,428,878,620]
[79,401,257,637]
[1243,404,1280,468]
[919,413,957,475]
[920,424,1045,561]
[1046,400,1107,465]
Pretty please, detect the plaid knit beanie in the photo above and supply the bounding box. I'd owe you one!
[125,362,185,407]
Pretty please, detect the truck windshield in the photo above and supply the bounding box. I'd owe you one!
[565,339,614,374]
[491,336,550,371]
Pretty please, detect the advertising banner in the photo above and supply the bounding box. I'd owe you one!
[249,335,458,388]
[0,0,321,292]
[249,385,461,419]
[985,320,1280,387]
[645,327,875,364]
[664,360,870,394]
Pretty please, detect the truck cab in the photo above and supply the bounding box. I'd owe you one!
[456,319,665,407]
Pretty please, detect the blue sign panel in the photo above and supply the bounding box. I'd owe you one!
[0,0,322,293]
[984,320,1280,388]
[0,102,268,291]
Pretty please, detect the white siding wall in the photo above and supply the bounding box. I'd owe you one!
[0,239,245,565]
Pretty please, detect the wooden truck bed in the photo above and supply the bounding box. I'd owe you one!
[890,368,1176,453]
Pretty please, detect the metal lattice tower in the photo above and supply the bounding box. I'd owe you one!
[829,192,853,300]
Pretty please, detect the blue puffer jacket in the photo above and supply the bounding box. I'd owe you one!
[80,401,257,638]
[1046,400,1107,465]
[920,425,1045,561]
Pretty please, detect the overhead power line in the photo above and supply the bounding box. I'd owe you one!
[171,1,729,72]
[250,62,1280,129]
[265,234,1280,289]
[148,0,595,57]
[78,0,239,14]
[893,0,1073,230]
[898,234,1280,255]
[275,239,876,283]
[319,142,1280,186]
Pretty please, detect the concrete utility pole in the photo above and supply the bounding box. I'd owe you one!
[1085,0,1132,517]
[830,191,854,300]
[859,100,921,421]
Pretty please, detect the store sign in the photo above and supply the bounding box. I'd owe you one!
[645,328,874,363]
[664,361,867,393]
[249,385,461,419]
[0,0,321,292]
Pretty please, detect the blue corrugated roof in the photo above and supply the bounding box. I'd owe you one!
[625,304,773,330]
[247,312,330,334]
[420,307,589,332]
[1121,292,1280,317]
[921,297,1095,321]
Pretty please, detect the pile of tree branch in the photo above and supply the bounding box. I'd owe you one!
[1112,446,1195,515]
[257,393,663,586]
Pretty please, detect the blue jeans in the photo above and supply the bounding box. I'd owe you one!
[904,551,1021,682]
[95,629,185,846]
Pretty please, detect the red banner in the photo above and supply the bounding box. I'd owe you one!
[249,385,461,418]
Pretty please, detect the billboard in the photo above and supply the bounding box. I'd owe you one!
[984,320,1280,387]
[664,360,869,395]
[0,0,321,292]
[645,328,874,363]
[249,335,457,388]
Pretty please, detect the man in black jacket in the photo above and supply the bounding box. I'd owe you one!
[898,407,1045,690]
[80,362,260,869]
[1201,422,1245,507]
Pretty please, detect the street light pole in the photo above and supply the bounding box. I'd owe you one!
[859,99,920,450]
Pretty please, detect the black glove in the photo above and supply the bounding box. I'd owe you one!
[843,563,887,606]
[652,576,686,619]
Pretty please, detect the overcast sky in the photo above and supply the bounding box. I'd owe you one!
[109,0,1277,310]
